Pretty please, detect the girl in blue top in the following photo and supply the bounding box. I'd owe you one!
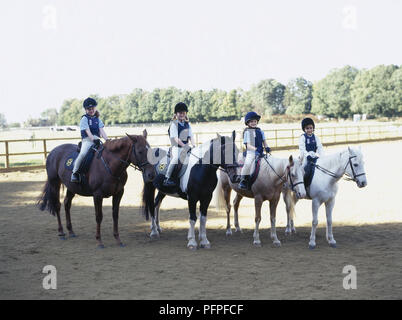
[71,97,109,182]
[239,112,271,190]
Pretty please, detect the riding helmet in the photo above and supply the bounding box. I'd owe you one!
[174,102,188,113]
[301,117,315,131]
[83,97,97,109]
[244,111,261,125]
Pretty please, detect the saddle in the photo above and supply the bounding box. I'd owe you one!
[65,142,103,183]
[303,156,318,188]
[152,147,190,198]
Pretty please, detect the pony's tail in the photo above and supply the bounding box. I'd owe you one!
[212,171,227,213]
[282,187,296,221]
[37,179,61,216]
[141,182,155,221]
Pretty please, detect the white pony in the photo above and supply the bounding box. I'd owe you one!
[283,146,367,249]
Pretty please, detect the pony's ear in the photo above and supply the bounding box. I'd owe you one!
[289,155,294,166]
[216,133,221,138]
[126,133,137,143]
[143,129,148,139]
[231,130,236,141]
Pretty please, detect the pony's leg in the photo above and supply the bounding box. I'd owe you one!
[93,195,105,248]
[325,197,337,248]
[155,193,166,233]
[283,189,296,235]
[112,189,125,247]
[50,179,64,239]
[253,196,263,247]
[233,193,243,233]
[269,197,281,247]
[150,192,165,239]
[223,184,232,236]
[199,194,213,249]
[309,198,322,249]
[64,189,76,237]
[187,198,198,250]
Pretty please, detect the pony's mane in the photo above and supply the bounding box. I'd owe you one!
[104,136,130,152]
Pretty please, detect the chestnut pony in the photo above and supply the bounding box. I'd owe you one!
[38,130,155,248]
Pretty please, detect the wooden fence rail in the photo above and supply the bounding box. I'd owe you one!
[1,123,402,172]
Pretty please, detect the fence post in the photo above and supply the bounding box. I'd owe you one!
[43,139,47,162]
[5,141,9,169]
[275,130,278,148]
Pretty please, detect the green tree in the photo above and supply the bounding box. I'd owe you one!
[351,65,400,117]
[250,79,286,115]
[311,66,358,118]
[284,77,313,115]
[40,108,58,125]
[0,113,6,128]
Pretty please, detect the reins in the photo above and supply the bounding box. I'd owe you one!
[262,154,304,191]
[92,140,150,181]
[312,153,366,182]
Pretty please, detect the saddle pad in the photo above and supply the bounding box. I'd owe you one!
[153,147,188,179]
[236,155,262,190]
[64,147,96,174]
[304,156,317,188]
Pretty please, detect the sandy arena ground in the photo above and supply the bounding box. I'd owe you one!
[0,140,401,299]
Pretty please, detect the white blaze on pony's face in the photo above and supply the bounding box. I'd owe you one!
[346,147,367,188]
[287,155,306,199]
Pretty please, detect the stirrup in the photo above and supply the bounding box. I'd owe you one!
[163,178,175,187]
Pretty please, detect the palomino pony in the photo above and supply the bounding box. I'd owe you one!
[215,153,306,247]
[38,130,155,248]
[143,131,239,250]
[282,146,367,249]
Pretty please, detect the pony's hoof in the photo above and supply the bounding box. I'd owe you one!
[308,244,316,250]
[69,233,77,238]
[200,243,211,249]
[226,229,232,237]
[187,245,197,251]
[253,242,262,247]
[235,227,242,233]
[150,232,160,240]
[97,244,105,249]
[273,241,281,247]
[119,243,126,248]
[59,235,66,240]
[329,243,337,248]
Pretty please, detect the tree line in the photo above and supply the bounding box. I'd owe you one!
[1,64,400,128]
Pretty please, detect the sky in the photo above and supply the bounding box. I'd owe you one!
[0,0,401,123]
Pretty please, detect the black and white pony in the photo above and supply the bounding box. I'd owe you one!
[142,131,238,250]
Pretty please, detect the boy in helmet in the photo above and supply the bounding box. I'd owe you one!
[163,102,196,187]
[238,112,271,190]
[299,117,324,167]
[71,97,109,183]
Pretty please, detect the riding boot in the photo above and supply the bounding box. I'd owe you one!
[238,176,249,190]
[71,172,80,183]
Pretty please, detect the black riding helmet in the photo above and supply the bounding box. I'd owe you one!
[301,117,315,131]
[174,102,188,113]
[83,97,97,109]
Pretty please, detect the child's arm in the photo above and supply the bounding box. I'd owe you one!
[316,135,324,156]
[99,127,108,140]
[298,135,307,158]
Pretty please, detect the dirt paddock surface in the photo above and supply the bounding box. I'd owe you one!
[1,140,402,299]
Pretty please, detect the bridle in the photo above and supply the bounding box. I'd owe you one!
[313,154,366,182]
[93,140,151,180]
[263,155,304,191]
